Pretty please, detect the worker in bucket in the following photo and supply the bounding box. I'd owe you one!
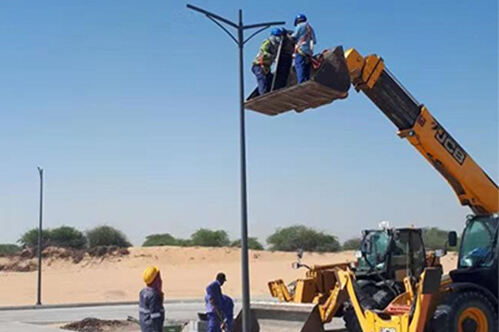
[251,27,285,95]
[139,266,165,332]
[291,14,317,83]
[205,272,229,332]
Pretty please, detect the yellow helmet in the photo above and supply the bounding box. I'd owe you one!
[143,266,159,285]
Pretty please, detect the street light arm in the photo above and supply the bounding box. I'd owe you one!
[206,15,239,45]
[186,4,238,29]
[243,25,270,45]
[243,21,285,30]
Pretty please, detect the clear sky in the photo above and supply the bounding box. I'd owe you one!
[0,0,497,246]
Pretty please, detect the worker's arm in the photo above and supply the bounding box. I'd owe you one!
[149,292,165,330]
[344,48,498,215]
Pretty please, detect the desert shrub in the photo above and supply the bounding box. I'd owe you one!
[143,233,178,247]
[231,237,264,250]
[190,229,230,247]
[267,225,341,252]
[342,237,362,250]
[176,238,193,247]
[50,226,87,249]
[423,227,459,250]
[86,226,131,248]
[0,244,21,255]
[18,228,51,249]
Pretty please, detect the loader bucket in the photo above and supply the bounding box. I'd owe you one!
[245,46,351,116]
[233,302,324,332]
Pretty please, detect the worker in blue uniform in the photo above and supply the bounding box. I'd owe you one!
[291,14,317,83]
[251,28,285,95]
[205,272,228,332]
[222,295,234,332]
[139,266,165,332]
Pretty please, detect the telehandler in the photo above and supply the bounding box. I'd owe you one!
[239,46,498,332]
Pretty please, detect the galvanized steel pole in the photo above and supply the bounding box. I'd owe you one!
[186,5,284,332]
[36,166,43,306]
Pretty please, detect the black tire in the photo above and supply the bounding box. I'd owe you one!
[430,290,498,332]
[342,283,378,332]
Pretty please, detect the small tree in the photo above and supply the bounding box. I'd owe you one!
[143,233,178,247]
[190,229,230,247]
[267,225,341,252]
[18,228,51,248]
[50,226,87,249]
[342,237,362,250]
[86,226,131,248]
[0,244,21,255]
[231,237,264,250]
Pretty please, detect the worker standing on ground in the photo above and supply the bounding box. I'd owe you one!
[251,28,285,95]
[205,272,228,332]
[222,294,234,332]
[291,14,317,83]
[139,266,165,332]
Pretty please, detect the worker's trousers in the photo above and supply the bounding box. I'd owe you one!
[295,54,311,83]
[252,65,273,95]
[207,313,221,332]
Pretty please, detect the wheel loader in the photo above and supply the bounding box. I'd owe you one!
[238,45,498,331]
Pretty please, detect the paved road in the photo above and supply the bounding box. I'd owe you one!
[0,301,346,332]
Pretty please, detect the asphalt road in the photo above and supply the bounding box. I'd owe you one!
[0,301,347,332]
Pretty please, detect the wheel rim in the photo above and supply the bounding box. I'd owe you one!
[458,307,488,332]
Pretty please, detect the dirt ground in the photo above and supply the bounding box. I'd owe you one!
[0,246,458,306]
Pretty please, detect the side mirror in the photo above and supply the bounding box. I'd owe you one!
[297,248,304,260]
[448,231,458,247]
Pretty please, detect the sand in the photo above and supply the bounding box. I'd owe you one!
[0,246,458,306]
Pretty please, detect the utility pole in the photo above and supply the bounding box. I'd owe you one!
[186,5,284,332]
[36,166,44,306]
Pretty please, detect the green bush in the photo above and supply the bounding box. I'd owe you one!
[176,238,193,247]
[267,225,341,252]
[86,226,132,248]
[342,237,361,250]
[50,226,87,249]
[18,228,51,248]
[143,233,178,247]
[231,237,264,250]
[422,227,458,250]
[190,229,230,247]
[0,244,21,255]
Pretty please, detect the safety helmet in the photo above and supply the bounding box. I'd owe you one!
[294,13,307,26]
[143,266,160,285]
[270,27,284,36]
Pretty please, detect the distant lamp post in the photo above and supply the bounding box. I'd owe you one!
[36,166,43,306]
[186,4,284,332]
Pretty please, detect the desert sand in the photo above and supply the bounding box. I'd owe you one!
[0,246,458,306]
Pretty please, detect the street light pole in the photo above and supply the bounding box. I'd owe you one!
[36,166,43,306]
[186,5,284,332]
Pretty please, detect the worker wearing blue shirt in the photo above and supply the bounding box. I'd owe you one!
[222,295,234,332]
[205,273,228,332]
[291,14,317,83]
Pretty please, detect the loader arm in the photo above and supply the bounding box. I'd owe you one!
[344,48,498,215]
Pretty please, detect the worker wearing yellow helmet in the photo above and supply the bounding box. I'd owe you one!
[139,266,165,332]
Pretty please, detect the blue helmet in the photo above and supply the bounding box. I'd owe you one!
[270,27,285,37]
[294,13,307,26]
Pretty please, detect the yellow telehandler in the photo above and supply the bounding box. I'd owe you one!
[239,46,498,332]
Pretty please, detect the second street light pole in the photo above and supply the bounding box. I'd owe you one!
[36,166,43,306]
[186,4,284,332]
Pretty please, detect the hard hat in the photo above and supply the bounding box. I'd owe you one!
[270,27,284,36]
[294,13,307,26]
[143,266,159,285]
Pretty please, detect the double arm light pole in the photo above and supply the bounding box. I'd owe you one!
[186,4,284,332]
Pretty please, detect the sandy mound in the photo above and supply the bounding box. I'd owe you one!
[0,246,458,306]
[61,318,136,332]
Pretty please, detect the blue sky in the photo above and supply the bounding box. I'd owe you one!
[0,0,497,245]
